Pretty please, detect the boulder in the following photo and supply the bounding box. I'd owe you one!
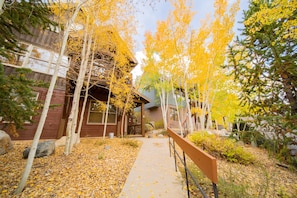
[55,134,79,147]
[288,144,297,156]
[23,140,55,159]
[55,136,66,147]
[145,123,154,132]
[0,130,13,155]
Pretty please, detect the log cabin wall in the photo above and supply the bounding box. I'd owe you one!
[0,27,68,140]
[13,27,61,53]
[0,85,66,140]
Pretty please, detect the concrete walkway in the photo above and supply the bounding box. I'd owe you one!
[119,137,186,198]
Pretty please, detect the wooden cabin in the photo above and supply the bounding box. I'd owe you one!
[63,27,149,137]
[1,26,149,140]
[0,27,67,140]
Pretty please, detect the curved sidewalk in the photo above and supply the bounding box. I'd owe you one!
[119,137,186,198]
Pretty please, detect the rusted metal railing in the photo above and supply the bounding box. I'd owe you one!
[168,128,218,198]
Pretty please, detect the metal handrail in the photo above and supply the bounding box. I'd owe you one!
[168,127,219,198]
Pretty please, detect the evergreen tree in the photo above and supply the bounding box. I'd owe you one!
[0,0,57,58]
[227,0,297,154]
[0,66,39,136]
[0,0,57,135]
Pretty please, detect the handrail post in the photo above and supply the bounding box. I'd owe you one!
[183,151,190,198]
[169,136,172,157]
[213,183,218,198]
[173,141,177,172]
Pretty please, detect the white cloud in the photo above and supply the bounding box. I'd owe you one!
[131,51,146,80]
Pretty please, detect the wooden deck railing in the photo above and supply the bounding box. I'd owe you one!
[167,127,218,198]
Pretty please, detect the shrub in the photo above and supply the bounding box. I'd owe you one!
[189,131,255,164]
[154,120,164,129]
[157,130,168,136]
[94,139,109,146]
[121,139,139,148]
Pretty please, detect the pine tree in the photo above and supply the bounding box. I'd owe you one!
[0,0,56,136]
[227,0,297,158]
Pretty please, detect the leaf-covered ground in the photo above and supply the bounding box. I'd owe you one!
[0,138,141,198]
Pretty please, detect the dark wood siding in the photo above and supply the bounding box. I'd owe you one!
[1,87,65,140]
[63,87,118,138]
[13,27,61,53]
[79,99,117,137]
[4,66,66,90]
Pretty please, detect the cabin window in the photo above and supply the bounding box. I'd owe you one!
[0,42,69,78]
[88,100,117,124]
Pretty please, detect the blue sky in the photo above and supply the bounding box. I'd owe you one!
[131,0,250,79]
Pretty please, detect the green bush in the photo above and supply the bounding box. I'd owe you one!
[154,120,164,129]
[94,139,109,146]
[121,139,139,148]
[157,130,168,136]
[189,132,255,164]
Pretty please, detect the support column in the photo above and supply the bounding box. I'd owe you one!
[141,103,145,137]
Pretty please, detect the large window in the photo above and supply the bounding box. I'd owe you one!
[88,100,117,124]
[0,42,69,77]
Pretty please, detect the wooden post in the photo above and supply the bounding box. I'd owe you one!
[141,103,145,137]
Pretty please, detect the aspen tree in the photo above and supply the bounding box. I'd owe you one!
[14,0,88,194]
[142,0,240,133]
[188,0,240,130]
[64,0,136,141]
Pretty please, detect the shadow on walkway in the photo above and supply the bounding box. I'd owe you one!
[119,137,186,198]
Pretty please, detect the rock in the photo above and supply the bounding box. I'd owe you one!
[55,136,66,147]
[290,149,297,156]
[157,134,164,138]
[288,145,297,156]
[0,130,13,155]
[23,140,55,159]
[149,121,155,129]
[55,134,79,147]
[104,145,111,150]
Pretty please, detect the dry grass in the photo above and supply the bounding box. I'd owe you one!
[178,144,297,198]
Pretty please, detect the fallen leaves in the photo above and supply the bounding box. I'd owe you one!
[0,138,141,198]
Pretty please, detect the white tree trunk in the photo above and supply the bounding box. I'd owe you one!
[171,80,183,136]
[159,86,169,130]
[184,82,194,133]
[76,50,95,143]
[14,1,87,194]
[120,88,132,138]
[103,62,116,138]
[65,25,92,155]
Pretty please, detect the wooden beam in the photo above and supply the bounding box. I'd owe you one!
[167,128,218,184]
[141,103,145,137]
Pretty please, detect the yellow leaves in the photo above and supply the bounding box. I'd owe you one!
[245,0,297,39]
[0,138,140,197]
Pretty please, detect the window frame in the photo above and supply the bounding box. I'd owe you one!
[87,100,117,125]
